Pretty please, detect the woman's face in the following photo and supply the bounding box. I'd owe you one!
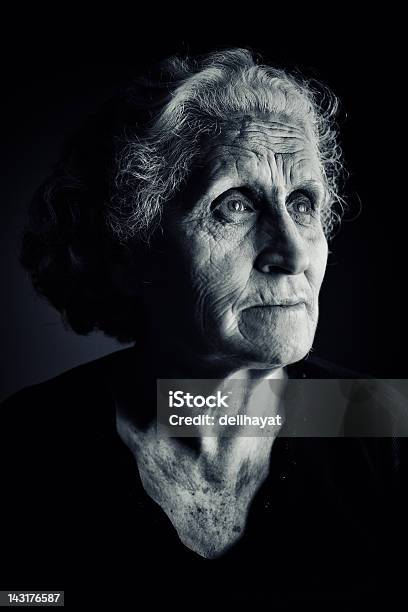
[142,114,329,370]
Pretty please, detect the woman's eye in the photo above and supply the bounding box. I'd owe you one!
[287,193,315,225]
[213,193,257,223]
[226,200,253,213]
[294,200,311,214]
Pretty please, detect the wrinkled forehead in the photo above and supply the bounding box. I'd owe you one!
[199,113,323,194]
[214,112,315,152]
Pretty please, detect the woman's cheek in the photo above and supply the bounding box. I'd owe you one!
[192,262,251,334]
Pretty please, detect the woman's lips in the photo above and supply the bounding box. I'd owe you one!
[244,300,306,310]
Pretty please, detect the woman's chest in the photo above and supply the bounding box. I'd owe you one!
[117,420,273,558]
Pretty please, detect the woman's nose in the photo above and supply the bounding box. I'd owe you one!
[254,215,310,276]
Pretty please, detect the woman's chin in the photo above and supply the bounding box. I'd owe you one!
[245,342,311,369]
[210,333,313,370]
[231,312,315,367]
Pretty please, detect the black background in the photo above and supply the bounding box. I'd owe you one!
[1,18,407,399]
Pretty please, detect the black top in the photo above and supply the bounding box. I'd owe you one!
[1,349,406,606]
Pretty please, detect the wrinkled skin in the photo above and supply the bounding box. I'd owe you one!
[117,112,330,558]
[142,113,328,374]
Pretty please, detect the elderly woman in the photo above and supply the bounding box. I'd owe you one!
[1,49,405,605]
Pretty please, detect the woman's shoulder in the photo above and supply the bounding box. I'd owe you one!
[0,348,139,443]
[2,347,136,408]
[0,348,139,502]
[287,354,407,437]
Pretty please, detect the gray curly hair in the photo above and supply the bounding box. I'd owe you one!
[110,48,345,243]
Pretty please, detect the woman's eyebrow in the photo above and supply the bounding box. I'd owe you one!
[223,181,325,201]
[291,178,325,192]
[288,179,326,202]
[232,185,263,200]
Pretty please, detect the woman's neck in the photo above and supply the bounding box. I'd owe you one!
[114,337,287,470]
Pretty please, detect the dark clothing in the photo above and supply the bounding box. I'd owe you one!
[1,349,406,606]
